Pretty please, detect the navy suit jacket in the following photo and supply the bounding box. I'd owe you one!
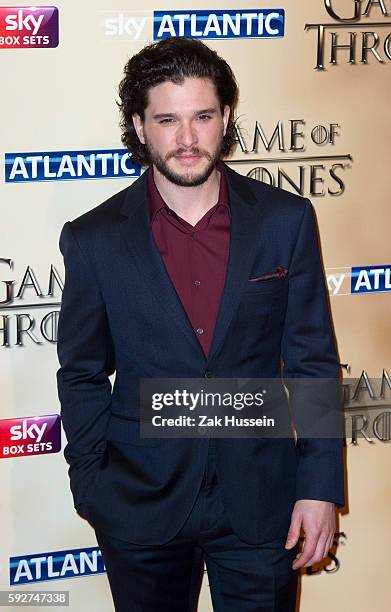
[56,161,345,545]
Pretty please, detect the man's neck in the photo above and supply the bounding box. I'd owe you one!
[152,164,221,227]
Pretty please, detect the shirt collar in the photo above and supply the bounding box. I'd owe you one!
[147,159,230,224]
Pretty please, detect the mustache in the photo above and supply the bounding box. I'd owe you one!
[166,148,212,161]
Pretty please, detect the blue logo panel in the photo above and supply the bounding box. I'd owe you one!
[351,265,391,293]
[153,9,285,40]
[10,547,106,584]
[5,149,141,183]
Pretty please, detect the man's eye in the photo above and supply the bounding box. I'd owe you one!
[159,118,174,124]
[198,115,211,121]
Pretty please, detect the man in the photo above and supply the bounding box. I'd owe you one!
[56,37,345,611]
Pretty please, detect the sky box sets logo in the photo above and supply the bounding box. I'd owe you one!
[0,6,59,49]
[102,8,285,41]
[0,415,61,458]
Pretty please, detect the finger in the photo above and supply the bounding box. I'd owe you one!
[285,525,300,549]
[285,516,302,549]
[292,533,319,569]
[303,533,329,567]
[324,531,335,559]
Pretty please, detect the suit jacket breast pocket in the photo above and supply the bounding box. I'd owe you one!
[237,279,287,339]
[243,275,288,295]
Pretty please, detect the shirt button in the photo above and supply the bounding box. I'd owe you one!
[196,327,204,335]
[194,280,201,286]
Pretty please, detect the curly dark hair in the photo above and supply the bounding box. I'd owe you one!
[117,37,239,166]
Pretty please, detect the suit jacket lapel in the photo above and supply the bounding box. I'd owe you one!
[118,162,267,366]
[206,163,266,365]
[119,169,206,361]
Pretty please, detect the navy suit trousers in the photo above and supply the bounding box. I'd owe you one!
[94,439,299,611]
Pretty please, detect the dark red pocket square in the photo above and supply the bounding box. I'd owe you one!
[248,266,288,282]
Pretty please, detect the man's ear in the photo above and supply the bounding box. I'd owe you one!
[132,113,145,145]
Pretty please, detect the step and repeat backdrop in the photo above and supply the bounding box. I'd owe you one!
[1,1,390,610]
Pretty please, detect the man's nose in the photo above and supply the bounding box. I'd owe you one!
[176,121,198,148]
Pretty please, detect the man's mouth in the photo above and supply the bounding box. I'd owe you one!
[175,153,201,158]
[174,154,202,165]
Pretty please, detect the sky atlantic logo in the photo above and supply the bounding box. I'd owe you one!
[0,6,59,48]
[101,9,284,41]
[327,265,391,296]
[4,149,140,183]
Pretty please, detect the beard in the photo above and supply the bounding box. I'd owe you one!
[143,131,224,187]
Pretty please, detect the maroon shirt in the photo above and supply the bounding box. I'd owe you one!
[147,160,231,358]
